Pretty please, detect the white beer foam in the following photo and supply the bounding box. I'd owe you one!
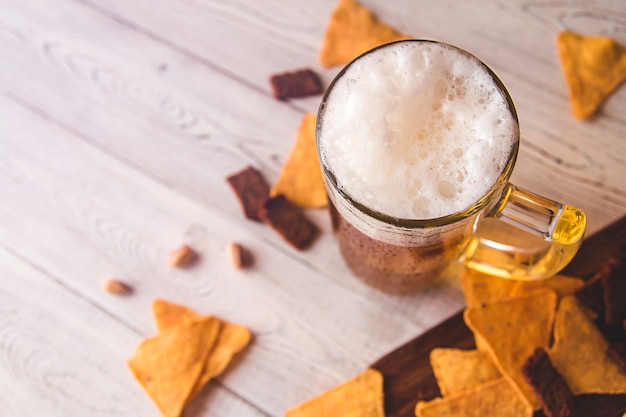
[319,41,518,220]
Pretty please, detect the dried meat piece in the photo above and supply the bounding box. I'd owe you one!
[227,166,270,222]
[522,347,573,417]
[270,69,323,100]
[259,195,319,250]
[607,341,626,374]
[602,258,626,327]
[575,272,605,316]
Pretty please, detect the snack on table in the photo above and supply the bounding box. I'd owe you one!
[548,296,626,395]
[152,299,252,397]
[285,368,384,417]
[608,341,626,374]
[521,347,573,417]
[556,30,626,119]
[128,300,251,417]
[575,271,605,316]
[460,268,519,308]
[270,69,323,100]
[168,244,196,268]
[320,0,410,68]
[270,113,327,209]
[600,257,626,326]
[227,165,271,221]
[127,317,221,417]
[510,275,584,302]
[259,195,319,250]
[420,249,626,416]
[429,348,501,397]
[415,378,532,417]
[464,290,558,409]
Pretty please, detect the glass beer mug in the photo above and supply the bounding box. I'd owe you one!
[316,40,586,294]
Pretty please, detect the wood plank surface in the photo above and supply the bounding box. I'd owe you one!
[372,215,626,417]
[1,0,625,416]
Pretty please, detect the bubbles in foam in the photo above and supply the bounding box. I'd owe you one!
[319,41,518,220]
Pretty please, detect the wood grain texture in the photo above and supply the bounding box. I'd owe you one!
[1,0,625,416]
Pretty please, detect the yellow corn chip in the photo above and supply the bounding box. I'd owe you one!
[460,268,519,309]
[152,298,202,330]
[285,368,384,417]
[152,299,252,397]
[549,296,626,394]
[320,0,411,68]
[127,317,220,417]
[510,274,584,301]
[430,348,501,397]
[557,30,626,119]
[464,290,557,409]
[270,113,327,208]
[415,378,532,417]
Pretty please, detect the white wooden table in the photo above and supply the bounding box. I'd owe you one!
[2,0,625,416]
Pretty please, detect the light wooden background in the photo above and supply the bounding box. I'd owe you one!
[1,0,626,416]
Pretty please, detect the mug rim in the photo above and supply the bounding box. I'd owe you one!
[316,39,520,229]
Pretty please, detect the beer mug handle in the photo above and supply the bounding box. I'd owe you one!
[463,183,586,280]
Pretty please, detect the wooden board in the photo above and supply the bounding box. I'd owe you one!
[372,215,626,417]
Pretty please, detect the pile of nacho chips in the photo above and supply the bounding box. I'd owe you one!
[415,270,626,417]
[127,300,251,417]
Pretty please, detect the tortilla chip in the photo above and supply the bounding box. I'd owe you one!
[511,274,585,301]
[152,299,252,397]
[270,113,327,208]
[415,378,532,417]
[320,0,410,67]
[153,298,202,331]
[549,296,626,394]
[464,290,557,409]
[285,368,384,417]
[270,69,323,100]
[430,348,501,396]
[460,269,519,308]
[557,30,626,119]
[127,317,220,417]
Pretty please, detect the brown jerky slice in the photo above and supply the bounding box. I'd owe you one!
[227,166,270,221]
[608,341,626,374]
[259,195,319,250]
[521,347,573,417]
[575,271,605,316]
[602,257,626,327]
[270,69,323,100]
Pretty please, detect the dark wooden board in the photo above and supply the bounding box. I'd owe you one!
[372,215,626,417]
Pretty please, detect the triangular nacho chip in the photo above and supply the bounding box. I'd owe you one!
[152,298,202,331]
[415,378,532,417]
[460,268,519,308]
[510,274,584,301]
[430,348,501,397]
[270,113,327,208]
[152,299,252,397]
[285,368,384,417]
[557,30,626,119]
[549,296,626,394]
[464,290,557,409]
[127,317,220,417]
[320,0,411,67]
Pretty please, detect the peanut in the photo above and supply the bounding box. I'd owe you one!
[102,279,132,295]
[169,244,196,268]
